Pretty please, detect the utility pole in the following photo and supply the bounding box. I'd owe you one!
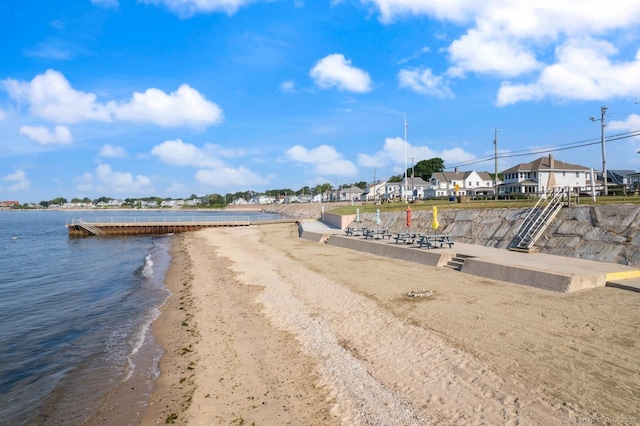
[590,106,608,196]
[493,128,501,200]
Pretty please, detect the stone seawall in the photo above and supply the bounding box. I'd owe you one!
[264,203,640,267]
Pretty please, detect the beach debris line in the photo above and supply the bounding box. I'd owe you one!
[406,289,434,298]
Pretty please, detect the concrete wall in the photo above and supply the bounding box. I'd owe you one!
[322,212,355,230]
[353,204,640,267]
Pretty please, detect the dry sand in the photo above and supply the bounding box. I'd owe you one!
[142,223,640,425]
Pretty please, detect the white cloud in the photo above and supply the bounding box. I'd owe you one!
[357,137,476,171]
[99,144,128,158]
[446,30,540,78]
[150,139,226,168]
[285,144,357,177]
[195,166,266,188]
[3,70,112,123]
[2,169,31,192]
[0,109,5,121]
[496,39,640,106]
[19,125,72,145]
[3,70,223,128]
[398,68,453,97]
[114,84,223,128]
[139,0,257,17]
[609,114,640,132]
[280,80,295,93]
[363,1,640,103]
[76,164,152,195]
[310,54,373,93]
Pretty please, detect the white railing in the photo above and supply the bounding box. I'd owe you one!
[65,214,291,227]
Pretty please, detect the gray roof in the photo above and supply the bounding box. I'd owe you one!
[501,155,590,173]
[431,170,493,182]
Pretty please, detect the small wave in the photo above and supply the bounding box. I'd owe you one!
[142,254,154,278]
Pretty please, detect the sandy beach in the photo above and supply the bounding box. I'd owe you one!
[142,223,640,425]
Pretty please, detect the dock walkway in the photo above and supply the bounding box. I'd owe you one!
[66,215,297,237]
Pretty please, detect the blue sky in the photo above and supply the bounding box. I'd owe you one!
[2,0,640,203]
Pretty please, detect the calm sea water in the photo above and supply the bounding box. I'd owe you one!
[0,209,282,425]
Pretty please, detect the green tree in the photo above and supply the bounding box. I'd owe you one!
[49,197,67,206]
[411,158,445,180]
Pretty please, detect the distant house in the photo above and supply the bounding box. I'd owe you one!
[607,170,636,187]
[425,170,495,198]
[405,177,430,200]
[362,180,387,202]
[500,154,591,195]
[0,200,19,208]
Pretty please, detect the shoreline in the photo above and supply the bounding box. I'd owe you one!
[141,233,198,424]
[142,223,640,424]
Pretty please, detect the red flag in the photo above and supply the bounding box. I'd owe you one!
[406,205,412,229]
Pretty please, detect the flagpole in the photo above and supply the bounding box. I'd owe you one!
[404,114,407,203]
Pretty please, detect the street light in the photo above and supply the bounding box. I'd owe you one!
[590,105,608,196]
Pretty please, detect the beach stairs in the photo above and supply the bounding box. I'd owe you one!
[445,254,475,271]
[510,187,567,252]
[76,220,107,236]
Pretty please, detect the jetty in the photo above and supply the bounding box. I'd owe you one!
[65,215,297,237]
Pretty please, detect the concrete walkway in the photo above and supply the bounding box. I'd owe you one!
[298,220,640,293]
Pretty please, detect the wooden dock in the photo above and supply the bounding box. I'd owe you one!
[65,216,297,237]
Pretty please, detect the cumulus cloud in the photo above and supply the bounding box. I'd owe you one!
[150,139,227,168]
[99,144,128,158]
[4,70,112,123]
[20,125,72,145]
[2,69,223,128]
[496,39,640,106]
[114,84,223,128]
[195,166,266,188]
[150,139,264,189]
[398,68,453,97]
[139,0,257,17]
[2,169,31,192]
[285,144,357,177]
[310,54,373,93]
[363,1,640,103]
[357,137,475,171]
[76,164,152,195]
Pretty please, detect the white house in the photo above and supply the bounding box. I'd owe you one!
[500,154,591,195]
[362,180,388,202]
[425,170,495,198]
[405,176,430,200]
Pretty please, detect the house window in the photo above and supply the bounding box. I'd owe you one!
[563,171,566,176]
[576,172,580,177]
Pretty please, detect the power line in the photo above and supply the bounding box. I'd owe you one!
[446,129,640,170]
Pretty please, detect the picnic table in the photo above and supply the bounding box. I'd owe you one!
[363,229,392,240]
[345,226,367,236]
[394,232,419,245]
[416,234,454,249]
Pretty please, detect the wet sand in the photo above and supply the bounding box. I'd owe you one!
[142,223,640,425]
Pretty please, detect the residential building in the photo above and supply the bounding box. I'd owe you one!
[425,170,495,198]
[361,180,388,202]
[500,154,591,195]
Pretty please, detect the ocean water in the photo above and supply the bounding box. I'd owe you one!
[0,209,283,425]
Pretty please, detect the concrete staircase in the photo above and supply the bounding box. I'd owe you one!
[445,254,476,271]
